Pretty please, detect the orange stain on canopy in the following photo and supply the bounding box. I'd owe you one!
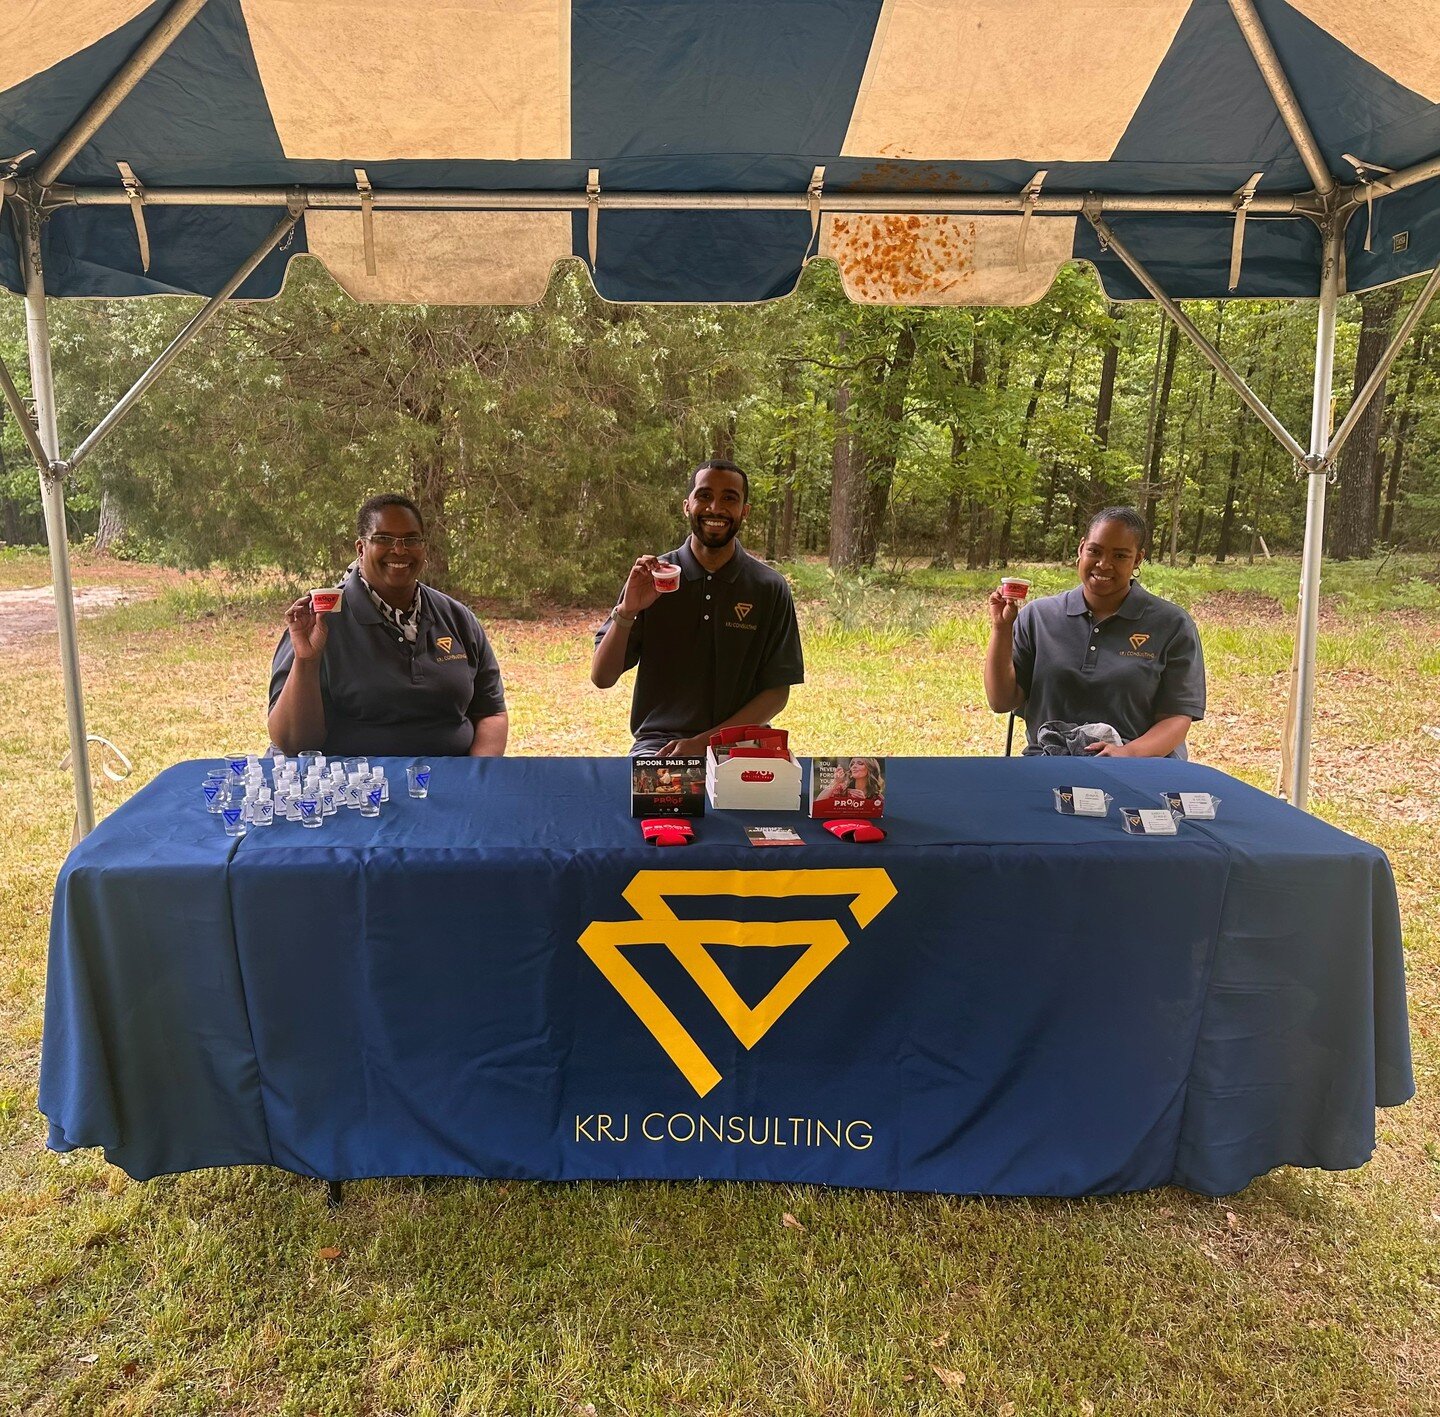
[829,215,979,302]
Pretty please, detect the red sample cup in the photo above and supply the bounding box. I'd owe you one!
[309,588,343,613]
[999,577,1030,602]
[651,561,681,594]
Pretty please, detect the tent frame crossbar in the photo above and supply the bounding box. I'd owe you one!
[1226,0,1336,198]
[0,344,56,476]
[1323,256,1440,469]
[43,184,1316,217]
[64,206,302,474]
[1086,213,1312,469]
[35,0,211,189]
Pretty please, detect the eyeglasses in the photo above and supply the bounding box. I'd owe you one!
[364,534,427,550]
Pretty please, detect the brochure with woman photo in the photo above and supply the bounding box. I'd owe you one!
[808,756,886,819]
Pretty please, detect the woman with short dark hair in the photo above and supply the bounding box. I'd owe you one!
[267,494,509,756]
[983,507,1205,758]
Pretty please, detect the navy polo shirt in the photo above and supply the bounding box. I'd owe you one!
[596,540,804,752]
[269,575,506,756]
[1011,581,1205,757]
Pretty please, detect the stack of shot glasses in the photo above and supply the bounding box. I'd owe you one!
[204,751,388,836]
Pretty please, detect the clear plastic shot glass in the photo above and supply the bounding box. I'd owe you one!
[298,795,322,829]
[360,776,383,817]
[407,763,432,799]
[220,803,248,837]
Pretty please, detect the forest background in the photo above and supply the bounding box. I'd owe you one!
[0,255,1437,599]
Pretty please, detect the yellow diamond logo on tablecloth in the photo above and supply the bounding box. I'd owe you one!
[579,869,896,1097]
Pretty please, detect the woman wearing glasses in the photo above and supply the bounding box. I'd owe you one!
[268,494,509,756]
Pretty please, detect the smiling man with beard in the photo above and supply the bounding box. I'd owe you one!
[591,459,804,756]
[268,493,508,757]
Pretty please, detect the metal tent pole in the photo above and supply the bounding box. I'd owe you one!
[17,203,96,837]
[1290,217,1345,812]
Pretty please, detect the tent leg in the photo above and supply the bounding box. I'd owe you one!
[19,204,95,838]
[1289,218,1345,812]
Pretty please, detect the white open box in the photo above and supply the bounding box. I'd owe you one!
[705,747,802,812]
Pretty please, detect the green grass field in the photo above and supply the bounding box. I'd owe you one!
[0,549,1436,1416]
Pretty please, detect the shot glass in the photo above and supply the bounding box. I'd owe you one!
[298,795,322,829]
[221,804,248,837]
[407,763,432,799]
[225,751,249,781]
[360,777,383,817]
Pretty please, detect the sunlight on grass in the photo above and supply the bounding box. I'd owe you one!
[0,552,1435,1414]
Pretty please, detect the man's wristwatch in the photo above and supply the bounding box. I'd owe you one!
[611,604,636,626]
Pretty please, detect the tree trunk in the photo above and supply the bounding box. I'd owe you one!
[1213,351,1258,563]
[1330,286,1402,560]
[412,440,451,591]
[1137,314,1167,498]
[965,496,983,570]
[1380,333,1424,545]
[1087,305,1121,515]
[1039,343,1079,547]
[1187,506,1206,565]
[998,504,1015,565]
[1018,327,1062,454]
[828,377,864,571]
[857,321,919,567]
[934,412,972,569]
[1214,442,1242,562]
[1143,323,1180,528]
[778,454,797,560]
[93,488,125,553]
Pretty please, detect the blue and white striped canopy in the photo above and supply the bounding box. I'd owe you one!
[2,0,1438,305]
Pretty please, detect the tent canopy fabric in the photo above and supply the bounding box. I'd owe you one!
[1,0,1438,307]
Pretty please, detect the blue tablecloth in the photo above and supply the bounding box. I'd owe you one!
[40,757,1412,1196]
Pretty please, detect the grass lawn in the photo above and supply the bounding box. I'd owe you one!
[0,548,1436,1416]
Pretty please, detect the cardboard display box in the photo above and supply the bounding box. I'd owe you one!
[704,726,801,812]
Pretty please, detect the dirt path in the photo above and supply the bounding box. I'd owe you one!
[0,585,148,649]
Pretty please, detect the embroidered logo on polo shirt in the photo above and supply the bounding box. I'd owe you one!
[1121,630,1156,661]
[734,603,753,620]
[726,602,758,631]
[436,636,454,652]
[434,634,467,663]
